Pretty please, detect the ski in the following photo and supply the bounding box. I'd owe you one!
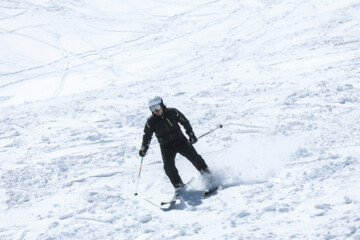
[204,185,218,196]
[160,194,180,210]
[160,198,177,206]
[160,200,177,210]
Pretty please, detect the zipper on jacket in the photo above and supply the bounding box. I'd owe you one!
[162,116,174,142]
[165,118,173,127]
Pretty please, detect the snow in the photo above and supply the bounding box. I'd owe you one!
[1,0,360,239]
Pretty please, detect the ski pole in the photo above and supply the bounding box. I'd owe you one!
[134,157,144,196]
[198,124,223,139]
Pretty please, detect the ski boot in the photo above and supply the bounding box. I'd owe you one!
[174,182,185,197]
[201,168,218,192]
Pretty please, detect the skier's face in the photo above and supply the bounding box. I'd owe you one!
[153,107,163,116]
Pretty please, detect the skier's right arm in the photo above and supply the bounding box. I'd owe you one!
[139,121,153,157]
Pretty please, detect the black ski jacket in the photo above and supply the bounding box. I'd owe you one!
[141,107,193,148]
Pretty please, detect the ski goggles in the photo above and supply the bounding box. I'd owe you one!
[150,104,162,112]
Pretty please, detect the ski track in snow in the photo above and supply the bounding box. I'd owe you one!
[1,0,360,239]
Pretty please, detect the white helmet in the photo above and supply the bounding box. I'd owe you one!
[148,96,164,112]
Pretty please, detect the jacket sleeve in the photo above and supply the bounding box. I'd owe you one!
[175,109,193,136]
[141,120,154,149]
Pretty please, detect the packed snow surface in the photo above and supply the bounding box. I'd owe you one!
[1,0,360,239]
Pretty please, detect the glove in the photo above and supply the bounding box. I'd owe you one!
[139,146,148,157]
[189,132,198,144]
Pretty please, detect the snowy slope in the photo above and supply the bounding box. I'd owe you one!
[1,0,360,239]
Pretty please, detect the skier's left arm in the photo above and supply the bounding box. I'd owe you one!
[175,109,198,144]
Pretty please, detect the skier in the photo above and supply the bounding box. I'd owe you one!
[139,96,213,196]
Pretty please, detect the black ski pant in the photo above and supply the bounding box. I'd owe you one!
[160,139,208,187]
